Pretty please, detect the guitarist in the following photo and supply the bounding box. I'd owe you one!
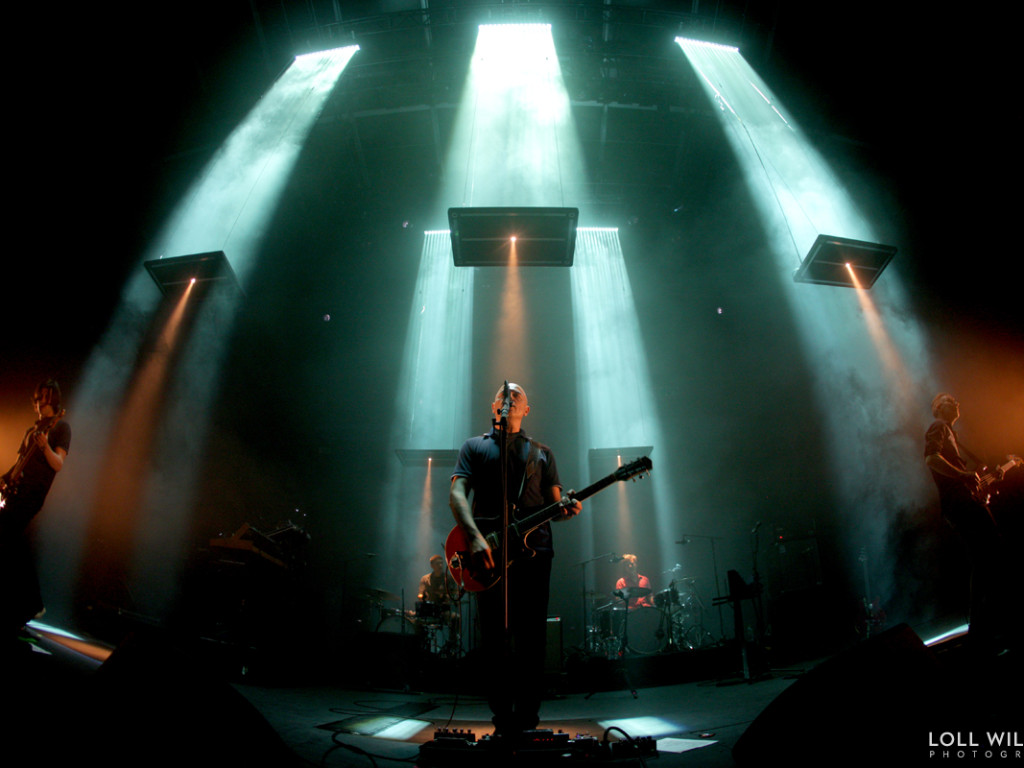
[924,393,1014,659]
[1,380,71,637]
[449,382,580,738]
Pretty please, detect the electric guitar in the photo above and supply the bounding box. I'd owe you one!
[970,454,1023,506]
[0,409,66,506]
[445,456,652,592]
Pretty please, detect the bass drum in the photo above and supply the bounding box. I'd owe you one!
[375,609,416,634]
[625,606,667,655]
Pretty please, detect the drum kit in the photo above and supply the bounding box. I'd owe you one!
[586,577,714,658]
[361,587,461,657]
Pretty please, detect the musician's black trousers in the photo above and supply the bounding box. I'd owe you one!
[475,555,552,734]
[943,500,1016,655]
[0,496,45,635]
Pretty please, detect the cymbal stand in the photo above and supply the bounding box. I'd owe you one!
[676,533,726,642]
[574,552,618,651]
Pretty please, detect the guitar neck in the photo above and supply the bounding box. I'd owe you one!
[510,498,571,538]
[510,457,651,537]
[573,471,625,502]
[982,456,1023,484]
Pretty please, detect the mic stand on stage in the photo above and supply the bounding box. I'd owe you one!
[477,379,517,704]
[498,381,511,653]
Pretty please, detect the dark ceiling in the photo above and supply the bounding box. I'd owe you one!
[10,1,1016,390]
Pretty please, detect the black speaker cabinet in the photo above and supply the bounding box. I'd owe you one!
[734,624,973,764]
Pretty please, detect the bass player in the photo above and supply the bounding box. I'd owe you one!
[924,392,1020,661]
[1,379,71,638]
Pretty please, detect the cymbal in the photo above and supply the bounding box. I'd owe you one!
[362,587,400,602]
[613,586,651,600]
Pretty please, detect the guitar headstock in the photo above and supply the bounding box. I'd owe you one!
[614,456,653,482]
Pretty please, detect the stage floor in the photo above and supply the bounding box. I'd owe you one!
[6,620,1018,766]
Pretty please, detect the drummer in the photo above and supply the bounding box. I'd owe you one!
[614,554,653,608]
[418,554,457,606]
[417,555,461,653]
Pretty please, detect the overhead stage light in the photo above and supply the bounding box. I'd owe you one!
[590,447,655,464]
[793,235,897,289]
[449,207,579,266]
[143,251,241,296]
[395,449,460,467]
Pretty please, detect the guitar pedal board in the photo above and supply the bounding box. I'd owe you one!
[418,728,658,765]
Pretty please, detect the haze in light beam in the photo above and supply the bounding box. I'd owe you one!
[571,228,679,573]
[147,46,360,283]
[676,37,935,615]
[437,24,583,214]
[378,232,474,592]
[43,46,359,623]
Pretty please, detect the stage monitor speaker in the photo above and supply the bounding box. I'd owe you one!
[733,624,969,765]
[89,631,298,764]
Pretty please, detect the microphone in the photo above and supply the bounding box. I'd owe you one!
[500,380,511,423]
[609,553,625,563]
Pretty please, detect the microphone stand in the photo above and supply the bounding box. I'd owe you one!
[498,382,512,664]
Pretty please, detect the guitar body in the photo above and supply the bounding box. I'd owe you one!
[445,512,547,593]
[445,456,652,592]
[445,525,499,593]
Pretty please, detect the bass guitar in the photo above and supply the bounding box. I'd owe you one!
[970,454,1023,506]
[0,409,66,507]
[445,456,652,592]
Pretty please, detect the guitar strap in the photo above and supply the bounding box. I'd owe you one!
[517,438,541,512]
[953,432,985,470]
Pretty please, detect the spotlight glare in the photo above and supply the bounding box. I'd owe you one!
[674,36,739,53]
[294,45,360,63]
[598,716,684,738]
